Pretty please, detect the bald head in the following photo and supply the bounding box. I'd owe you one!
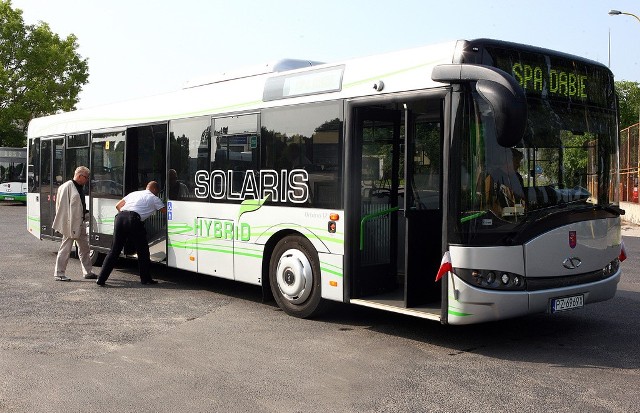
[146,181,160,195]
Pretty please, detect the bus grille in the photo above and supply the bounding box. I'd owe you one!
[526,267,618,291]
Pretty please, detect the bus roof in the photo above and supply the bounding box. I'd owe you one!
[28,40,459,138]
[27,38,612,138]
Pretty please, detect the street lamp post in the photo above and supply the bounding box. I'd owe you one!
[609,9,640,23]
[609,9,640,203]
[607,10,640,66]
[609,8,640,124]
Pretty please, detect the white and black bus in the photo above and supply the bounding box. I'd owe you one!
[27,39,624,324]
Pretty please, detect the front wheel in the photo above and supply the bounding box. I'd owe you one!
[72,221,105,266]
[89,248,105,266]
[269,235,325,318]
[71,243,104,266]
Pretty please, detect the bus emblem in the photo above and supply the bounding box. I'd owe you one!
[569,231,577,248]
[562,257,582,270]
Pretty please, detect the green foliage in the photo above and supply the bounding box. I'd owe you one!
[0,0,89,146]
[615,80,640,129]
[561,131,591,188]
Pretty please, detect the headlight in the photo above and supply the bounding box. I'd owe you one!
[602,258,620,277]
[456,268,527,291]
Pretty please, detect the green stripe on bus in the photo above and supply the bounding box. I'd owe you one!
[168,242,343,277]
[447,309,472,317]
[320,266,343,277]
[342,59,444,89]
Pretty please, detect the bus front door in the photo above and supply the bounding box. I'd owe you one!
[39,137,65,239]
[352,108,402,298]
[351,99,443,309]
[403,109,443,306]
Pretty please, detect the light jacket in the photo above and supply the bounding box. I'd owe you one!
[52,180,85,239]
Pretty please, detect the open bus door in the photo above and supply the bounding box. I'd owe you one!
[89,124,167,263]
[89,129,126,253]
[39,137,65,239]
[403,105,443,305]
[351,107,402,298]
[349,96,444,317]
[123,124,167,263]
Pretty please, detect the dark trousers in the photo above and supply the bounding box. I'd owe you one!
[98,210,152,283]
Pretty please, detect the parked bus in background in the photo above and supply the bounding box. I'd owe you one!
[26,39,624,325]
[0,147,27,204]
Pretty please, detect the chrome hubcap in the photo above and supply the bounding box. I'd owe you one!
[276,248,313,304]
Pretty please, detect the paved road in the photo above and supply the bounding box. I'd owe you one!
[1,202,639,412]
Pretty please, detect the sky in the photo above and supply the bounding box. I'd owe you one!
[9,0,640,109]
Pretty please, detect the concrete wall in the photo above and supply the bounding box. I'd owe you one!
[620,201,640,225]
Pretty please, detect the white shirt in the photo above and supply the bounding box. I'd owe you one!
[120,189,165,221]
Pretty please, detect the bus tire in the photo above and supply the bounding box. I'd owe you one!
[269,235,325,318]
[71,243,104,266]
[89,249,105,266]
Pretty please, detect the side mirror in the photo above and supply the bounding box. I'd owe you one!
[432,64,527,148]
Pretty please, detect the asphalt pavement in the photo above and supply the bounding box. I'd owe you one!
[1,202,639,413]
[622,220,640,237]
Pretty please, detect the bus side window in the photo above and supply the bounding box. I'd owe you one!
[169,116,211,202]
[261,101,343,209]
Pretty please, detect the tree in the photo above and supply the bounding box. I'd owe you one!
[615,80,640,129]
[0,0,88,147]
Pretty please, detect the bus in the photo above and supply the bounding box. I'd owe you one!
[0,147,27,203]
[26,39,624,325]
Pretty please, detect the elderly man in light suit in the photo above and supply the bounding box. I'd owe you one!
[52,166,96,281]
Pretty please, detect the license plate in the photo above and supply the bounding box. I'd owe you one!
[550,294,584,313]
[5,197,14,200]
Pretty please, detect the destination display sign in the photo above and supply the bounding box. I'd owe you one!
[512,62,587,99]
[483,46,614,107]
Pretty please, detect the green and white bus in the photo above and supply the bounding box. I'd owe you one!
[0,147,27,203]
[27,39,625,325]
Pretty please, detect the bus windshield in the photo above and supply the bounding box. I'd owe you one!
[457,46,618,245]
[0,151,27,184]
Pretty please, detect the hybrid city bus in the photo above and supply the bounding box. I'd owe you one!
[0,147,27,203]
[27,39,624,325]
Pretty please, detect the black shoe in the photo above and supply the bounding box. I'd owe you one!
[96,280,106,286]
[141,279,158,285]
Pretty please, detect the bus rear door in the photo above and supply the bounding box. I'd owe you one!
[89,130,126,252]
[39,137,65,239]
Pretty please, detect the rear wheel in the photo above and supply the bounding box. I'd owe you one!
[269,235,325,318]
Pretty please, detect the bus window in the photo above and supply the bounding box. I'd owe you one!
[91,131,125,198]
[261,101,343,208]
[409,118,441,210]
[211,114,259,203]
[125,124,167,193]
[66,133,90,196]
[169,116,211,201]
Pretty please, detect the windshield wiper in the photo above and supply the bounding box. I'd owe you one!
[571,202,625,216]
[596,203,625,216]
[515,202,623,239]
[513,201,589,234]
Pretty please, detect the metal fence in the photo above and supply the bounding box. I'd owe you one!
[620,122,640,203]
